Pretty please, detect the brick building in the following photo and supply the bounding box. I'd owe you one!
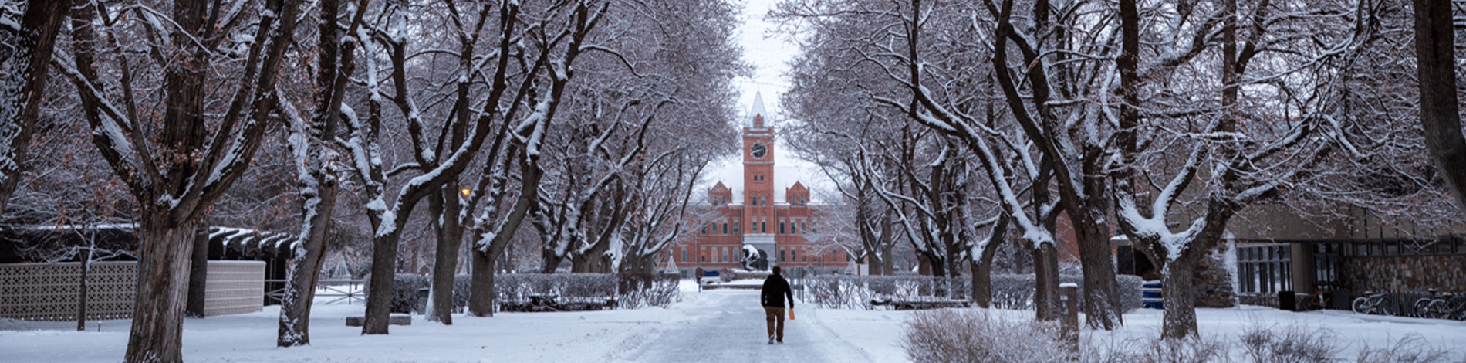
[660,94,847,277]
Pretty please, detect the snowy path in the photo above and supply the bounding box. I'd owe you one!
[616,289,875,363]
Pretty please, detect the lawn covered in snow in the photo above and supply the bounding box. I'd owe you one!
[2,280,1463,362]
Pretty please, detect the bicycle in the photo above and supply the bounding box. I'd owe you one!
[1413,290,1439,318]
[1352,290,1394,315]
[1423,292,1466,321]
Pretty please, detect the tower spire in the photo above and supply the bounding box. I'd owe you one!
[750,92,766,128]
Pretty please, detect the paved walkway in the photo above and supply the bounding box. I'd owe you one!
[617,290,875,363]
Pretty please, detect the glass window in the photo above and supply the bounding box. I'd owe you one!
[780,250,786,262]
[791,250,797,262]
[780,222,786,234]
[681,249,687,262]
[722,223,727,235]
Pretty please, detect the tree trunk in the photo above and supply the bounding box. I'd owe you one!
[970,258,991,308]
[469,250,497,317]
[364,231,402,334]
[1034,244,1059,321]
[1412,0,1466,211]
[971,230,1006,307]
[1074,207,1122,330]
[0,0,69,214]
[1160,257,1198,339]
[429,182,464,324]
[77,248,91,331]
[124,217,198,363]
[277,174,337,347]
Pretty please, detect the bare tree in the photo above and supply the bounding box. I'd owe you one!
[1411,0,1466,212]
[0,0,69,214]
[53,0,306,360]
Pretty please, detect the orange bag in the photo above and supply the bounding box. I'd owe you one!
[788,307,795,320]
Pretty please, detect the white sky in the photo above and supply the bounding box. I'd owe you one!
[701,0,836,205]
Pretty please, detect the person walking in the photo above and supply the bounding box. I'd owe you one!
[760,266,794,344]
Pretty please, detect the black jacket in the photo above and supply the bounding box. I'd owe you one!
[761,274,794,308]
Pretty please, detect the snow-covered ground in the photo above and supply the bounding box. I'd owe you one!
[2,281,1464,362]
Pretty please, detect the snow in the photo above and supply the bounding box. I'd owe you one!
[3,282,1464,362]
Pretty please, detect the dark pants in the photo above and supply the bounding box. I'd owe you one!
[764,307,785,341]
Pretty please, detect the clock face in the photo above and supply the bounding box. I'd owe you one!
[751,143,767,158]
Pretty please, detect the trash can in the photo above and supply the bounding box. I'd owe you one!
[1278,290,1296,311]
[415,288,431,314]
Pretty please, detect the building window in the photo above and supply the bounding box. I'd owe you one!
[761,222,767,233]
[1238,244,1291,294]
[801,221,807,233]
[722,222,728,235]
[780,222,786,234]
[681,249,687,263]
[790,249,797,262]
[721,248,728,263]
[780,250,786,262]
[802,249,808,262]
[734,223,740,235]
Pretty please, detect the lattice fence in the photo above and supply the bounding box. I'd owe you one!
[0,260,264,321]
[0,261,138,321]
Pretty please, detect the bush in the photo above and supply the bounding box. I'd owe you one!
[805,276,970,309]
[1082,334,1228,363]
[808,274,1141,313]
[372,272,677,314]
[1240,323,1336,363]
[616,272,681,309]
[902,309,1072,363]
[382,274,471,314]
[1354,334,1460,363]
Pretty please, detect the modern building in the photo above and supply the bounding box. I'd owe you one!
[660,94,848,277]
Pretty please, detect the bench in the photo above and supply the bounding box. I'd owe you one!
[871,299,970,310]
[345,314,411,326]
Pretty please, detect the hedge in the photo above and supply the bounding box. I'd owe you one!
[370,272,679,314]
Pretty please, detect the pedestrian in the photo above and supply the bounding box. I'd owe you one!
[694,267,704,292]
[760,266,794,344]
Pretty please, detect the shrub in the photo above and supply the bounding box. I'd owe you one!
[808,274,1141,313]
[1082,334,1228,363]
[381,274,471,314]
[1240,323,1336,363]
[1354,334,1460,363]
[902,309,1072,363]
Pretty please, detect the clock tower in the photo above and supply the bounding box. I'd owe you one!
[742,93,776,263]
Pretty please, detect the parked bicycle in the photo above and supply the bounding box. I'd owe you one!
[1352,290,1393,315]
[1415,290,1466,320]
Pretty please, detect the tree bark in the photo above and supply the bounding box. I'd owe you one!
[0,0,69,214]
[1073,205,1122,329]
[1034,244,1059,321]
[1412,0,1466,211]
[429,181,465,324]
[277,174,337,346]
[124,218,198,363]
[469,249,498,316]
[1160,257,1198,339]
[364,231,401,334]
[77,248,91,331]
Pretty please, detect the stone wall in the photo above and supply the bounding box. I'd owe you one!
[1194,251,1237,308]
[1342,255,1466,293]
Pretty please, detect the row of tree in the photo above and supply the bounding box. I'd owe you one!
[0,0,744,361]
[773,0,1466,340]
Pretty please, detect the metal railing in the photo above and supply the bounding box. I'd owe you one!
[264,279,365,305]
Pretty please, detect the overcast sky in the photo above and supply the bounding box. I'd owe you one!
[700,0,838,205]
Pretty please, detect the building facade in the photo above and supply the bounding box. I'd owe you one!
[661,94,847,277]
